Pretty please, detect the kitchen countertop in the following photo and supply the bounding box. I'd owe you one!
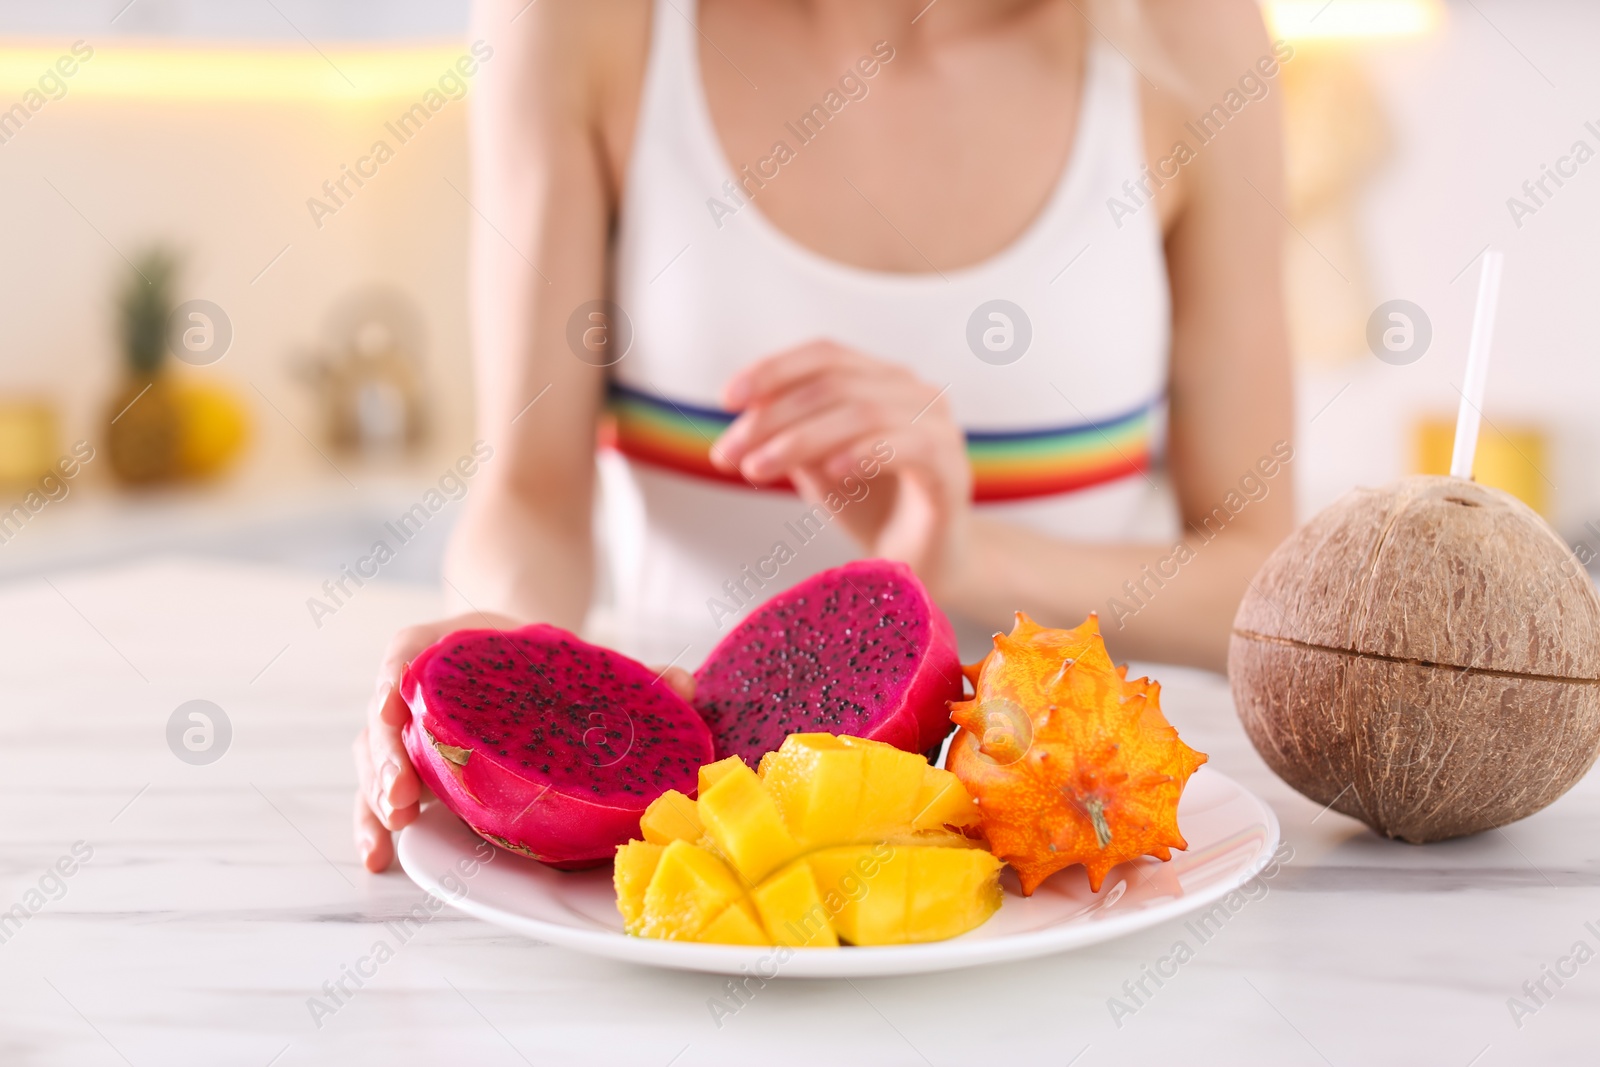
[2,557,1597,1066]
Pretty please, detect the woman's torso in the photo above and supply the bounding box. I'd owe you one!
[592,0,1176,662]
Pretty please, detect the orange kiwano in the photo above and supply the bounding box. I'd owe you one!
[948,612,1207,894]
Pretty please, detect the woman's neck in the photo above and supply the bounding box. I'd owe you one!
[796,0,1058,43]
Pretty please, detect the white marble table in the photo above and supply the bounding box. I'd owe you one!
[2,557,1596,1066]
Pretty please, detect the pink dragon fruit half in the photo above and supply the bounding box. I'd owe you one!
[401,624,714,870]
[693,559,964,764]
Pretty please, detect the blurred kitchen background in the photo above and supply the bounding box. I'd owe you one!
[1,0,1597,586]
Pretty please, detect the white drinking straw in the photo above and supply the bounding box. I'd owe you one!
[1450,250,1505,480]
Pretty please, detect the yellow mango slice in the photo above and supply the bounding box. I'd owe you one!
[639,789,702,845]
[910,768,981,832]
[759,734,978,847]
[638,839,746,941]
[613,840,665,934]
[759,734,865,847]
[698,898,771,946]
[882,828,985,849]
[697,758,802,885]
[838,736,929,837]
[622,734,1005,949]
[905,848,1004,943]
[807,845,1001,945]
[806,844,907,946]
[698,755,744,795]
[751,860,839,949]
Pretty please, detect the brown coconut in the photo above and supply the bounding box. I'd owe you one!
[1229,474,1600,843]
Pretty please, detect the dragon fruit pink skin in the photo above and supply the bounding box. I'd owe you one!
[693,559,964,764]
[400,624,714,870]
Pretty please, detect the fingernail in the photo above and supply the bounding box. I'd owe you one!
[369,679,392,715]
[379,759,400,800]
[358,829,376,856]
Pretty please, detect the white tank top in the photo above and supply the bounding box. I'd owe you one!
[595,0,1172,663]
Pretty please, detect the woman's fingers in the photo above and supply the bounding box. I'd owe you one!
[354,616,489,869]
[714,376,845,469]
[364,620,490,814]
[353,732,396,871]
[373,627,427,712]
[722,362,954,480]
[743,403,890,481]
[353,709,422,876]
[373,677,410,728]
[356,719,418,838]
[366,689,421,829]
[355,785,394,872]
[822,435,887,480]
[655,665,696,702]
[722,341,879,410]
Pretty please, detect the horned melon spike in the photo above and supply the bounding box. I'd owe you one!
[1008,611,1045,639]
[1048,658,1077,692]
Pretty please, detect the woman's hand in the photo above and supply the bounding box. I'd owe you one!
[354,613,515,873]
[711,341,973,595]
[353,613,698,872]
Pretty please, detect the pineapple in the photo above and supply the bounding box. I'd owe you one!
[105,248,181,485]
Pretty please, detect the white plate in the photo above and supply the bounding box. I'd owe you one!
[397,768,1279,978]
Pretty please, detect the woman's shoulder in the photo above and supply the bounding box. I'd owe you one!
[1137,0,1277,90]
[476,0,652,196]
[479,0,650,98]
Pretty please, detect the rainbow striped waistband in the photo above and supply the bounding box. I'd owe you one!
[602,382,1154,503]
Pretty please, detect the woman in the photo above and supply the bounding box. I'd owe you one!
[355,0,1293,871]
